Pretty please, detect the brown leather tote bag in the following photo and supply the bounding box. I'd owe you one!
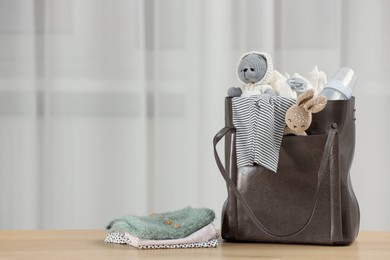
[213,97,359,245]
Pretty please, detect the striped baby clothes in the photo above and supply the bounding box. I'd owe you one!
[232,94,295,172]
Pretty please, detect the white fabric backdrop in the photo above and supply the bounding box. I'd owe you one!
[0,0,389,230]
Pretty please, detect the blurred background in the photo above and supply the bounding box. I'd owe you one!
[0,0,389,230]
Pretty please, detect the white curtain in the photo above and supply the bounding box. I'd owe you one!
[0,0,389,230]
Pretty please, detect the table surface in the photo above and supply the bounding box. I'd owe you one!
[1,230,390,259]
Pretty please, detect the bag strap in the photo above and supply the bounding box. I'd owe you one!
[213,124,338,238]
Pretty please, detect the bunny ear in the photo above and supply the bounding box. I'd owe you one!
[296,89,315,106]
[304,95,327,113]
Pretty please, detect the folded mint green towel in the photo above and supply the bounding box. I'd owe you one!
[106,207,215,240]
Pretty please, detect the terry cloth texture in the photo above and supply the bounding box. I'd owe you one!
[104,223,218,249]
[232,94,295,172]
[106,207,215,240]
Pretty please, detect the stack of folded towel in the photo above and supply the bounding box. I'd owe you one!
[104,207,218,250]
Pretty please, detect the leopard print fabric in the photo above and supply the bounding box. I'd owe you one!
[104,232,218,250]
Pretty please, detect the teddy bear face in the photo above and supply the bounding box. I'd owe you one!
[237,53,268,84]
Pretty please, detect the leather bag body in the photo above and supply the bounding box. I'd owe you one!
[213,97,360,245]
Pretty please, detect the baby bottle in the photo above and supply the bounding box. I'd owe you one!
[319,67,357,100]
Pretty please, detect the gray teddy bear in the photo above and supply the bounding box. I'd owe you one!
[227,51,307,98]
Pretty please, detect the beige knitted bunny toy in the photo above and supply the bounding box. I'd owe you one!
[284,89,327,136]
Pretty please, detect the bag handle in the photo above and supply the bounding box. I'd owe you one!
[213,124,338,238]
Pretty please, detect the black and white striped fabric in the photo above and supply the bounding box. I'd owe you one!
[232,94,295,172]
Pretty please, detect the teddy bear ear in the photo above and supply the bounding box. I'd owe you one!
[240,51,258,61]
[253,53,264,59]
[240,53,250,60]
[296,89,315,106]
[304,95,327,113]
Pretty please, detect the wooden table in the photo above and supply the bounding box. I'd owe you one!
[1,230,389,259]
